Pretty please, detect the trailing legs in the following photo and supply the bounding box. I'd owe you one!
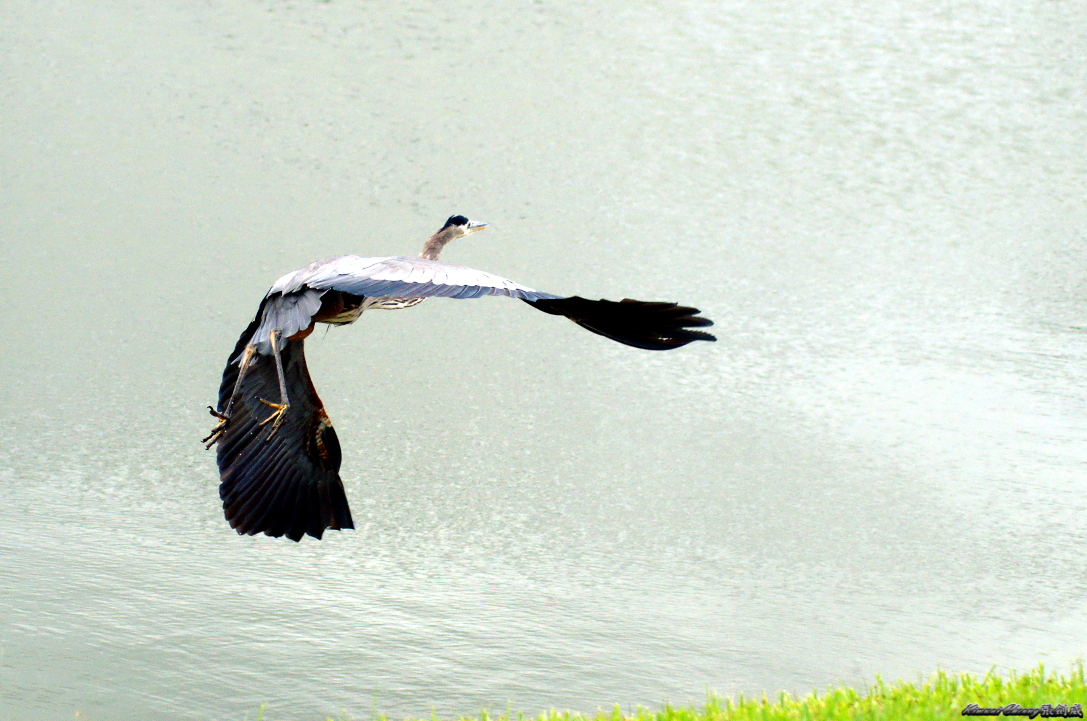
[256,330,290,440]
[202,343,258,449]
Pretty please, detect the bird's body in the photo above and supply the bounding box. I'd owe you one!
[205,216,715,541]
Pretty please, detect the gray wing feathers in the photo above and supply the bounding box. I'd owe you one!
[268,257,362,296]
[247,255,560,355]
[250,289,325,355]
[269,255,560,302]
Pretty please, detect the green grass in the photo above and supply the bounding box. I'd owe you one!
[279,662,1087,721]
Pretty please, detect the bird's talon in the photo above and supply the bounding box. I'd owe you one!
[202,408,231,449]
[257,398,289,440]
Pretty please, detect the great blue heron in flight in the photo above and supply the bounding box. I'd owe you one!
[204,215,715,541]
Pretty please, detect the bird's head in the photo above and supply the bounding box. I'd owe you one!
[421,215,487,260]
[440,215,488,238]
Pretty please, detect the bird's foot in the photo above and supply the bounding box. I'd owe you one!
[202,406,231,449]
[258,398,289,440]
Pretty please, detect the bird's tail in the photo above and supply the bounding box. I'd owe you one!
[526,296,715,350]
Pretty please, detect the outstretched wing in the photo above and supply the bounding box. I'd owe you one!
[252,255,715,353]
[269,255,561,301]
[213,314,353,541]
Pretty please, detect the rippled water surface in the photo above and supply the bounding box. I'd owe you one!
[2,1,1085,719]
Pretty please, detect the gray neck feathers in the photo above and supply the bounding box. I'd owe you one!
[420,228,458,260]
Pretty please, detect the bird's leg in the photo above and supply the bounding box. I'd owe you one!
[257,330,291,441]
[203,344,257,449]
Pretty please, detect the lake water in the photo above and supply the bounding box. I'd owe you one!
[2,0,1085,719]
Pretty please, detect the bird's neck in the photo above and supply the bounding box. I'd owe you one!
[419,231,453,261]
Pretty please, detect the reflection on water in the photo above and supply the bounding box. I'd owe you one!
[1,0,1085,719]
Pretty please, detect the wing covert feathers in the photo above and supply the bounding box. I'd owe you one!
[268,255,560,303]
[213,321,353,541]
[526,296,716,350]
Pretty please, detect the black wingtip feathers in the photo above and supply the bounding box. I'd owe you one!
[527,296,716,350]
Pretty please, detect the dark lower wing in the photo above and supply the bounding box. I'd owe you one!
[526,296,716,350]
[213,323,354,541]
